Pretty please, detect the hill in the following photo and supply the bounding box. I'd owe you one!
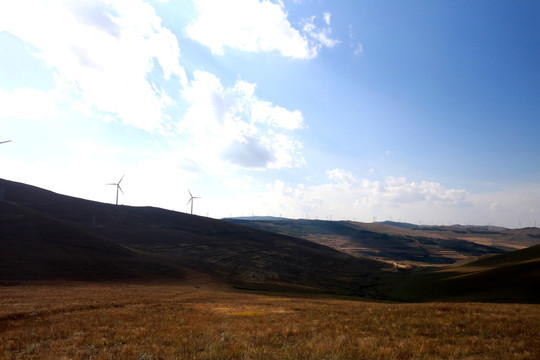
[2,178,539,302]
[0,201,188,281]
[385,243,540,303]
[224,218,521,266]
[0,178,390,295]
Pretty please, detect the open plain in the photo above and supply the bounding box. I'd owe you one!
[2,282,540,360]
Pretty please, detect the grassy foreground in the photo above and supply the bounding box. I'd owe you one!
[1,283,539,359]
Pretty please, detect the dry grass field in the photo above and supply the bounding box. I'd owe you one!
[1,282,539,360]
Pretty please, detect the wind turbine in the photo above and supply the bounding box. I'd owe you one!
[0,141,11,200]
[186,189,200,215]
[106,175,124,205]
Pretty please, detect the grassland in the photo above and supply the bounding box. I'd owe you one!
[2,282,539,359]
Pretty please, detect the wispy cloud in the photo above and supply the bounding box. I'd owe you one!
[185,0,338,59]
[301,14,340,51]
[348,24,363,56]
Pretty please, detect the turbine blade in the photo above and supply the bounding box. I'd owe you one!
[186,198,192,206]
[118,185,124,194]
[188,189,193,197]
[118,175,125,184]
[0,140,12,144]
[106,183,116,185]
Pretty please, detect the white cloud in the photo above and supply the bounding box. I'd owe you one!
[0,88,58,119]
[323,12,331,26]
[348,24,363,56]
[0,0,187,132]
[301,15,340,51]
[352,43,364,56]
[249,171,538,227]
[185,0,338,59]
[237,169,473,222]
[178,70,305,171]
[380,176,468,204]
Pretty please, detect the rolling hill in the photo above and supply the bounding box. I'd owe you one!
[2,178,539,302]
[0,201,188,281]
[385,242,540,303]
[0,178,390,295]
[224,218,524,266]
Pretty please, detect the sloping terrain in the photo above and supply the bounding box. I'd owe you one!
[0,201,187,281]
[395,223,540,249]
[3,178,539,302]
[385,243,540,303]
[0,178,390,295]
[225,219,509,266]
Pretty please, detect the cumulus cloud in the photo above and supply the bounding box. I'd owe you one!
[178,70,304,170]
[243,169,472,221]
[185,0,339,59]
[0,0,187,132]
[323,171,469,206]
[380,176,469,204]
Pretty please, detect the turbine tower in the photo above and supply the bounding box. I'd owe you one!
[0,141,11,200]
[106,175,124,205]
[187,189,200,215]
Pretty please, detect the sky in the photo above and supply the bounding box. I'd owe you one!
[1,0,539,228]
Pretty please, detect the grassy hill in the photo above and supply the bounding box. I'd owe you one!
[0,201,188,281]
[0,178,390,295]
[385,243,540,303]
[2,178,539,303]
[225,218,515,266]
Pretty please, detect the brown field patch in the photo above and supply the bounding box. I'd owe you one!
[1,282,539,359]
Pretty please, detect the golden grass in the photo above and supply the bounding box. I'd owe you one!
[1,282,539,359]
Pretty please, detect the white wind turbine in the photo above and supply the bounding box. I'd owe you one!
[0,140,11,200]
[106,175,124,206]
[186,189,200,215]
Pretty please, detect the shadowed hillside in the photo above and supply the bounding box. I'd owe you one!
[0,178,390,295]
[385,243,540,303]
[0,201,188,281]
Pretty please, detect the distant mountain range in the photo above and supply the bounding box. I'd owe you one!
[1,178,539,302]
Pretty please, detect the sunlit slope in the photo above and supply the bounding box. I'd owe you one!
[226,218,507,265]
[387,244,540,303]
[0,178,390,295]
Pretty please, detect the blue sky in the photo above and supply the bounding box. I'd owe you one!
[1,0,539,228]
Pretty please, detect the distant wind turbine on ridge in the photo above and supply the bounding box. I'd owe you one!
[187,189,200,215]
[106,175,124,205]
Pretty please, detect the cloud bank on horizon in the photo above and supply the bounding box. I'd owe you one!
[1,0,539,228]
